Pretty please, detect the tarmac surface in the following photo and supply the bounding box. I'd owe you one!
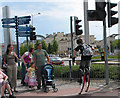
[9,79,120,97]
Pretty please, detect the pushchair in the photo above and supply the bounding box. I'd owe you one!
[42,64,58,93]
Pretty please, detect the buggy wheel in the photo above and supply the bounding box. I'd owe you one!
[79,73,85,95]
[44,87,49,93]
[85,72,90,92]
[52,84,55,88]
[53,88,58,92]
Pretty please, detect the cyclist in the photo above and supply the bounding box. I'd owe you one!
[72,39,94,84]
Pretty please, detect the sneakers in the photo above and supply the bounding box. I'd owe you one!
[37,86,41,90]
[9,95,16,98]
[1,96,5,98]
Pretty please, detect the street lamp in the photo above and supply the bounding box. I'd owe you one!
[31,13,41,25]
[31,13,41,48]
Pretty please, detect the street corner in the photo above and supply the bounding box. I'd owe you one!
[15,85,99,97]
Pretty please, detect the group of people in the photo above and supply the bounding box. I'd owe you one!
[0,38,94,97]
[21,43,50,90]
[0,42,50,98]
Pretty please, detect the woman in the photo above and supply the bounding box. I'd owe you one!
[3,44,19,92]
[0,68,16,98]
[21,48,34,86]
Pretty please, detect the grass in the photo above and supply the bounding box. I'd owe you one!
[92,55,119,59]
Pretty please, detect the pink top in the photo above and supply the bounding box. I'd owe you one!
[24,52,33,63]
[0,70,6,83]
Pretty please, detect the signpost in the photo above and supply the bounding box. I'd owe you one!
[1,15,32,66]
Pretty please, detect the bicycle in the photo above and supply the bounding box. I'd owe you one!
[78,67,90,95]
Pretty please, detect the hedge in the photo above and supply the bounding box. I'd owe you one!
[17,64,120,80]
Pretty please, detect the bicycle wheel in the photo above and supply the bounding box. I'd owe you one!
[85,72,90,92]
[79,73,85,95]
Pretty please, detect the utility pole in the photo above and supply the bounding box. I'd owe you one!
[70,16,73,58]
[31,13,40,48]
[2,6,12,51]
[84,0,89,44]
[103,18,109,85]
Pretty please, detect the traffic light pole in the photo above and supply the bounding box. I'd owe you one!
[70,16,74,66]
[84,1,89,44]
[103,19,109,85]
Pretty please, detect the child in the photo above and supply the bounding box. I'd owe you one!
[0,69,15,98]
[24,62,37,89]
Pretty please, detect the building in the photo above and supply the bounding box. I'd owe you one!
[44,32,96,55]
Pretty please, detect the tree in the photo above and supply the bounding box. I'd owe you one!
[35,40,40,50]
[110,39,120,53]
[20,43,33,56]
[47,43,53,54]
[41,40,47,51]
[52,38,58,54]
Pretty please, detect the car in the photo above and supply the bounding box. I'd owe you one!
[50,57,64,65]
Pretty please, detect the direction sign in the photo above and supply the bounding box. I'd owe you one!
[18,21,30,25]
[1,18,15,22]
[18,34,31,37]
[18,32,31,34]
[2,25,15,28]
[18,18,31,22]
[1,18,15,24]
[18,16,31,19]
[18,26,32,32]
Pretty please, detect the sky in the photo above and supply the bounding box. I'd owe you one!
[0,0,119,43]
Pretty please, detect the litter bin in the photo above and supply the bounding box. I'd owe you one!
[101,52,104,61]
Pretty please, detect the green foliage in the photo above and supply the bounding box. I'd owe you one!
[35,40,40,50]
[47,43,53,54]
[111,39,120,52]
[17,64,120,80]
[20,43,33,56]
[53,64,120,80]
[41,40,47,50]
[52,37,58,53]
[92,55,118,60]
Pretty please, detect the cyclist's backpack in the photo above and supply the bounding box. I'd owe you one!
[82,44,93,56]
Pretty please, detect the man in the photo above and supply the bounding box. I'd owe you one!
[33,43,50,89]
[72,39,94,84]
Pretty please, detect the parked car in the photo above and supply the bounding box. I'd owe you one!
[50,57,64,65]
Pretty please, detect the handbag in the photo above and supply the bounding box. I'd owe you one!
[15,56,18,62]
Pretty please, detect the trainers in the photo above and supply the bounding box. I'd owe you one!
[9,95,16,98]
[37,86,41,90]
[1,96,5,98]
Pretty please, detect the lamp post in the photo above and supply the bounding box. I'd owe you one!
[31,13,41,48]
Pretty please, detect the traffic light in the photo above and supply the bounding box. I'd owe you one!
[74,16,83,35]
[29,25,36,40]
[87,1,106,21]
[107,2,118,27]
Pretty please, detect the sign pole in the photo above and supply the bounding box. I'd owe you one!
[15,16,20,67]
[26,25,29,51]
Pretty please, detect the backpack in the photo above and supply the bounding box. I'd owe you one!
[82,44,93,56]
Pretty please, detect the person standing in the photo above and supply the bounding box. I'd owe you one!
[33,43,50,89]
[24,62,37,89]
[21,48,34,86]
[72,39,94,84]
[3,44,19,92]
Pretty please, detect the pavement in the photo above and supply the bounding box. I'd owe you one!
[7,79,119,97]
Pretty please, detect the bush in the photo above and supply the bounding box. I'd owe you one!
[17,64,120,80]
